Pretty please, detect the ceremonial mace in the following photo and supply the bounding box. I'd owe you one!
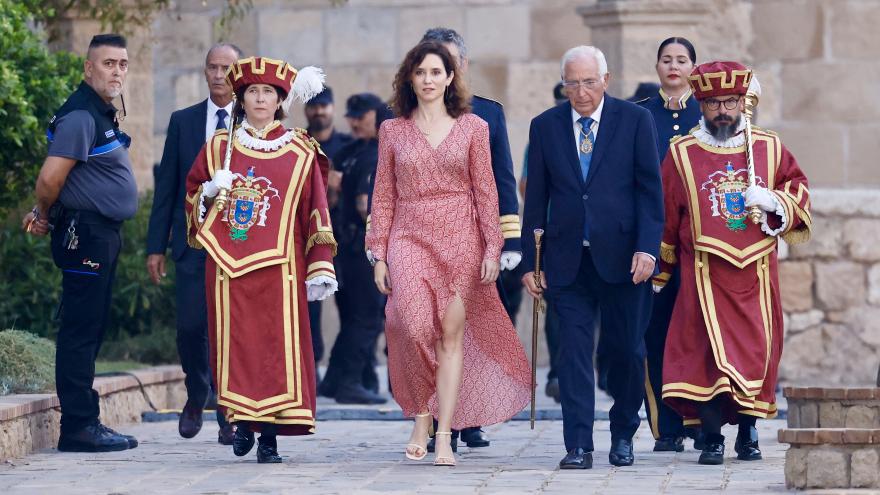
[530,228,545,430]
[743,74,762,224]
[215,95,238,212]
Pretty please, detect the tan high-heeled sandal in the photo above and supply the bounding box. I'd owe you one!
[405,413,432,461]
[433,431,456,466]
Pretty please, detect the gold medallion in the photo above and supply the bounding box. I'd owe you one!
[579,136,593,154]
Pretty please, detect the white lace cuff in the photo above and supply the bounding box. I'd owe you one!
[306,275,338,302]
[759,193,788,237]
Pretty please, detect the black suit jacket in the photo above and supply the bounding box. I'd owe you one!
[146,99,208,260]
[521,97,663,286]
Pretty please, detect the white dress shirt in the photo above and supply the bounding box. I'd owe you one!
[205,99,233,143]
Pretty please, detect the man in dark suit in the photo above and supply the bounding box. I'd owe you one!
[146,43,241,444]
[421,27,522,451]
[521,45,663,469]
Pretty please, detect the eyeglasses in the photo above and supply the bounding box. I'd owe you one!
[703,97,741,111]
[562,79,601,90]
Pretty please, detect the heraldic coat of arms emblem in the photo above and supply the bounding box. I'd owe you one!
[225,166,279,241]
[701,162,765,232]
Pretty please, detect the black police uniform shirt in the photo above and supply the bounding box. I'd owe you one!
[636,89,702,162]
[336,138,377,255]
[47,81,138,222]
[313,128,354,166]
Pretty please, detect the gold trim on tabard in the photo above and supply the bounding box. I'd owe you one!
[214,226,309,420]
[670,133,781,269]
[694,252,768,394]
[197,138,314,277]
[643,359,660,440]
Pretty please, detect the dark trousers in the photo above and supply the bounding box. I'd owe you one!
[51,213,121,433]
[550,248,652,451]
[174,248,226,428]
[326,251,384,385]
[544,301,561,381]
[308,300,323,363]
[644,265,685,439]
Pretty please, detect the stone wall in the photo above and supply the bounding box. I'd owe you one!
[0,367,185,462]
[779,190,880,386]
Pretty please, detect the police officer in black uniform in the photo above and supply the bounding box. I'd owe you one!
[304,87,353,379]
[421,27,522,451]
[23,34,138,453]
[319,93,391,404]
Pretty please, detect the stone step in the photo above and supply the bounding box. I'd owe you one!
[778,428,880,489]
[783,386,880,428]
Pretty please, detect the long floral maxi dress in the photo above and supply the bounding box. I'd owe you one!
[366,114,531,429]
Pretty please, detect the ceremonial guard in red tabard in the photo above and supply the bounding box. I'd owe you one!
[185,56,334,463]
[653,61,812,465]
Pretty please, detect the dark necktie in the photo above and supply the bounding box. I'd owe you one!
[216,108,228,131]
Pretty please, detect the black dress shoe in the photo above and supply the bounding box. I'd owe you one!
[609,438,634,466]
[58,424,129,453]
[334,383,387,405]
[460,427,490,448]
[232,423,255,456]
[559,448,593,469]
[256,434,282,463]
[178,399,204,439]
[318,367,340,398]
[99,424,138,449]
[734,426,762,461]
[545,377,561,403]
[653,435,684,452]
[698,434,725,465]
[362,366,379,394]
[218,424,235,445]
[427,433,458,453]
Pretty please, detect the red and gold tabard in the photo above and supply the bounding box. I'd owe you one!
[653,127,811,425]
[185,122,335,435]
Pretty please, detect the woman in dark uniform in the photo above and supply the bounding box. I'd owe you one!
[638,36,702,453]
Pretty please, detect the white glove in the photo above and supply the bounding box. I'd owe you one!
[743,185,776,212]
[653,283,664,294]
[500,251,522,271]
[203,169,234,198]
[306,275,338,302]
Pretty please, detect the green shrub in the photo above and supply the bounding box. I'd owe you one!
[0,193,179,365]
[0,329,55,395]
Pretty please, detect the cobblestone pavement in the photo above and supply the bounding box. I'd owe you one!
[0,418,790,494]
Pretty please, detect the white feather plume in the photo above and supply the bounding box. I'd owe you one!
[747,72,762,98]
[282,66,325,113]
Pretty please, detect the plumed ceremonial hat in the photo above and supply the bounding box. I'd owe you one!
[226,56,325,112]
[688,61,752,100]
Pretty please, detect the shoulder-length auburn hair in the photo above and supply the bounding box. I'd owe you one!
[390,41,471,119]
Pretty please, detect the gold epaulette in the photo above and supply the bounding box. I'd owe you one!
[293,127,322,152]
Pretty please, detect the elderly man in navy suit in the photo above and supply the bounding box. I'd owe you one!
[522,45,663,469]
[146,43,241,444]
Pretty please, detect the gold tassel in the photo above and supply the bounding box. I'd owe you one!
[660,243,677,264]
[782,226,811,245]
[305,231,338,257]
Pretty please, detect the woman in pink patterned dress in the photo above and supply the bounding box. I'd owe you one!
[366,41,531,466]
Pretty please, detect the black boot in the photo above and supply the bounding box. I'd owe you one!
[58,423,129,453]
[317,365,341,398]
[698,433,725,465]
[362,363,379,394]
[735,424,762,460]
[256,431,282,464]
[232,422,255,457]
